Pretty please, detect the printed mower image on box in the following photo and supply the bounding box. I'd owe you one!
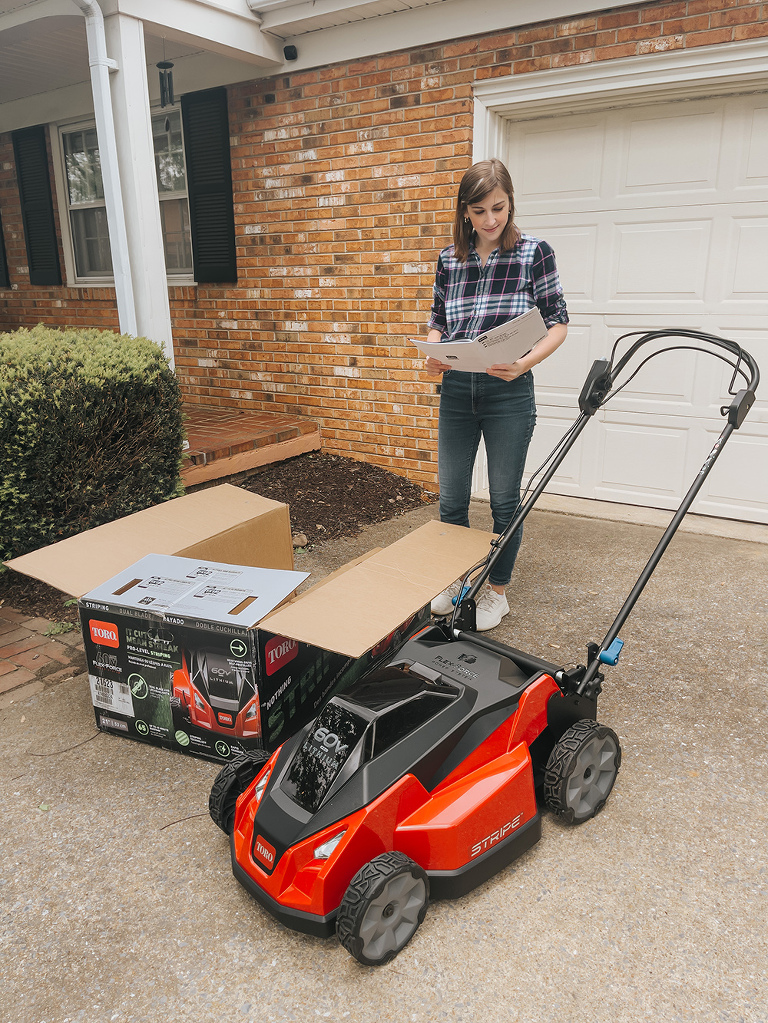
[209,330,760,966]
[171,647,262,740]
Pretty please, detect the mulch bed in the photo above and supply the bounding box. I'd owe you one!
[240,452,435,545]
[0,452,437,625]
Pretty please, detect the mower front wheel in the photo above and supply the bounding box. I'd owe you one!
[544,719,621,824]
[336,852,429,966]
[209,751,270,835]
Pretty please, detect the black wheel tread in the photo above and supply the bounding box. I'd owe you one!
[336,852,429,966]
[208,750,270,834]
[544,719,621,825]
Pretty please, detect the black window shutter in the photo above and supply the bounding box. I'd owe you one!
[181,88,237,284]
[12,125,61,286]
[0,210,9,288]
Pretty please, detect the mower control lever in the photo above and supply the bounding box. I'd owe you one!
[599,638,624,666]
[578,358,612,416]
[723,388,756,429]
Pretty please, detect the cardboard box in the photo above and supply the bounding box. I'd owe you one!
[78,551,431,762]
[5,483,295,595]
[7,485,496,764]
[76,516,495,762]
[79,554,301,760]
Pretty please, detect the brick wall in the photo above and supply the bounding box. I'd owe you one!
[2,0,766,489]
[0,128,120,332]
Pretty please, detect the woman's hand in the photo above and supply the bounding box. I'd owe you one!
[486,360,527,382]
[425,356,452,376]
[486,323,568,381]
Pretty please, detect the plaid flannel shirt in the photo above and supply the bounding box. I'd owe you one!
[428,233,569,342]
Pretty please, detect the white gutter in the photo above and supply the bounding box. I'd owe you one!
[71,0,138,338]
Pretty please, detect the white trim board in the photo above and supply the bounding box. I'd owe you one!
[473,39,768,161]
[471,490,768,546]
[474,39,768,120]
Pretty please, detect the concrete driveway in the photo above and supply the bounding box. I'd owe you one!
[1,502,766,1023]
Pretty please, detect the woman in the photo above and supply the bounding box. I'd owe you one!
[426,158,568,630]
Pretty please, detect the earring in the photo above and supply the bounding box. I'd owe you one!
[464,217,470,223]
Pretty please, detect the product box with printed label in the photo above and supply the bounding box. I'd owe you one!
[79,554,312,760]
[7,484,496,764]
[78,551,431,761]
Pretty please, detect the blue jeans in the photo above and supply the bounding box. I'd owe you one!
[438,370,536,586]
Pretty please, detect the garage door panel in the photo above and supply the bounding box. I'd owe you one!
[726,216,768,298]
[611,219,711,300]
[622,108,722,194]
[741,103,768,188]
[524,410,590,495]
[515,117,606,203]
[596,421,688,501]
[533,321,595,405]
[707,326,768,425]
[520,223,598,300]
[695,427,768,522]
[605,346,696,412]
[514,213,609,306]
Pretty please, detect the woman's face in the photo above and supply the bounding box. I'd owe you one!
[464,186,511,248]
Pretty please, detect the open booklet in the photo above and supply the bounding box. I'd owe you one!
[411,306,548,372]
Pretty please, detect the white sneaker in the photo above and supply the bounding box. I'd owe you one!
[475,584,510,631]
[431,579,465,616]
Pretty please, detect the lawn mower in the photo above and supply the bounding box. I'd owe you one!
[208,329,759,966]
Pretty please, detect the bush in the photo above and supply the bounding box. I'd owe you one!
[0,325,185,561]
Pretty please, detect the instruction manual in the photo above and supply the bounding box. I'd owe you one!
[411,306,548,372]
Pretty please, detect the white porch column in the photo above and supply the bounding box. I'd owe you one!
[103,13,175,367]
[73,0,136,338]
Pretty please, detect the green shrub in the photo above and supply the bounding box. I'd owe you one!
[0,325,185,561]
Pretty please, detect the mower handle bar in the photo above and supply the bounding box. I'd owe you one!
[452,329,760,693]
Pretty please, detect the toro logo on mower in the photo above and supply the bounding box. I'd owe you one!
[254,834,276,868]
[89,620,119,649]
[265,636,299,676]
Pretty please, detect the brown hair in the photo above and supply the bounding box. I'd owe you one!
[452,158,520,261]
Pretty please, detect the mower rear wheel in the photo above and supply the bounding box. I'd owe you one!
[544,719,621,824]
[209,751,270,835]
[336,852,429,966]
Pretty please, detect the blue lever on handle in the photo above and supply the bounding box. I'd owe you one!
[599,638,624,666]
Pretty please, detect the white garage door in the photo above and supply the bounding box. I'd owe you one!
[501,91,768,523]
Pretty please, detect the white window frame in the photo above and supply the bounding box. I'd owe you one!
[54,106,194,287]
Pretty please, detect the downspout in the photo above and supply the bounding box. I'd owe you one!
[72,0,138,338]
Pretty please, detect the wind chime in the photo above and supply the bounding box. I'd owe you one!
[157,39,174,108]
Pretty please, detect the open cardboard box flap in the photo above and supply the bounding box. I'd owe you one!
[262,519,494,658]
[4,484,293,597]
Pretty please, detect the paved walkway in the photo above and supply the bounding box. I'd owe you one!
[0,605,86,709]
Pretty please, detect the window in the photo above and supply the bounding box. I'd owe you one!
[62,126,110,276]
[14,88,235,288]
[60,109,192,279]
[152,112,193,273]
